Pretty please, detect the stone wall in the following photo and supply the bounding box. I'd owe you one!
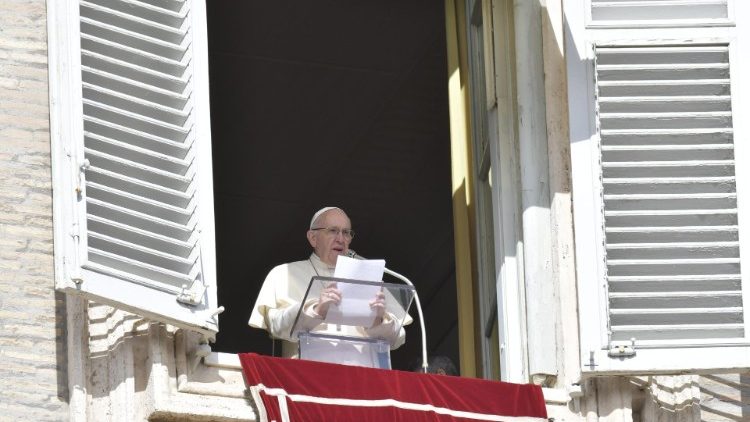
[0,0,68,420]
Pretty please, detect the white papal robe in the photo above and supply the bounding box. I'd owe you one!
[248,253,408,358]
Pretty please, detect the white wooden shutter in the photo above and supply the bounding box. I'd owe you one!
[566,0,750,373]
[49,0,218,337]
[589,0,730,25]
[597,44,742,344]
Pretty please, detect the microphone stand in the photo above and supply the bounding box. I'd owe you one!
[347,250,429,372]
[383,267,429,373]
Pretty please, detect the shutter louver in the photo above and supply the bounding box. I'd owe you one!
[79,0,204,296]
[595,45,743,345]
[590,1,728,23]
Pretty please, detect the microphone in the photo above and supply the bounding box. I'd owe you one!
[345,249,364,260]
[346,250,429,373]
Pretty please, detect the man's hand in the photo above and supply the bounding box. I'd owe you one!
[313,283,341,318]
[369,290,386,325]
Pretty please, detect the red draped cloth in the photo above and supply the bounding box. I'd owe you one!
[239,353,548,422]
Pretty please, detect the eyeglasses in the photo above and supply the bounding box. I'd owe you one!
[311,227,355,240]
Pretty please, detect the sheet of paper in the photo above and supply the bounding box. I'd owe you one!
[325,256,385,327]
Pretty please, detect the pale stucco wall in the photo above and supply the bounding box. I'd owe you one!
[0,0,69,420]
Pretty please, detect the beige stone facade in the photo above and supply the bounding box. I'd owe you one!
[0,0,69,420]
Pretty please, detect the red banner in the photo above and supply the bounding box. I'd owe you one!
[239,353,547,421]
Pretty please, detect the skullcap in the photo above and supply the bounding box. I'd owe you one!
[309,206,342,229]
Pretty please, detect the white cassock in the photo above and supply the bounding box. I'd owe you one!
[248,253,410,358]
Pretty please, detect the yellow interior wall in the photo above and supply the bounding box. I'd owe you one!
[445,0,478,378]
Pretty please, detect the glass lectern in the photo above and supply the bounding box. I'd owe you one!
[290,276,415,369]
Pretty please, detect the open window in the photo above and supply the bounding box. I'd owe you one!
[49,0,220,337]
[464,0,527,383]
[467,0,501,381]
[206,2,457,370]
[566,0,750,373]
[49,0,458,371]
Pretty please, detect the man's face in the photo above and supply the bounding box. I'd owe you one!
[307,209,352,267]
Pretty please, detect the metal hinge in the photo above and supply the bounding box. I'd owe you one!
[69,224,84,285]
[176,282,207,306]
[608,339,636,358]
[586,350,598,370]
[75,159,90,195]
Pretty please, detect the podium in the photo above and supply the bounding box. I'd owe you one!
[290,276,415,369]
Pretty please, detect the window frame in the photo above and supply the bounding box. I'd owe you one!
[48,0,220,338]
[464,0,528,384]
[467,0,501,381]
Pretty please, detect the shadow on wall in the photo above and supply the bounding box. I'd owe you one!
[56,291,70,403]
[699,374,750,421]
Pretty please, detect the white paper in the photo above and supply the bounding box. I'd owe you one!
[325,256,385,327]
